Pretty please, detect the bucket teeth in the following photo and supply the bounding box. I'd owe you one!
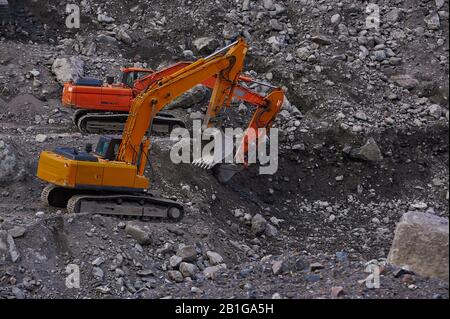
[192,157,215,170]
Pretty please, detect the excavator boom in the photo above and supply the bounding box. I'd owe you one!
[118,39,248,164]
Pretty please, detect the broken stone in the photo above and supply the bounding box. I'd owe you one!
[272,292,282,299]
[206,251,224,266]
[91,256,105,266]
[92,267,104,280]
[52,57,84,84]
[167,85,209,110]
[251,214,268,236]
[311,35,332,45]
[331,286,345,298]
[0,142,18,184]
[375,50,387,62]
[125,224,152,245]
[331,14,341,24]
[176,245,197,262]
[115,28,133,45]
[429,104,443,119]
[134,268,153,277]
[296,47,310,61]
[35,134,47,143]
[386,8,402,24]
[388,212,449,282]
[203,264,227,279]
[425,12,441,30]
[355,111,368,121]
[265,223,279,237]
[169,255,183,268]
[192,37,219,54]
[391,74,419,90]
[350,138,383,162]
[0,231,20,263]
[167,270,184,283]
[272,260,285,275]
[263,0,275,10]
[179,262,198,278]
[35,211,45,217]
[97,13,115,23]
[310,262,324,272]
[8,226,26,238]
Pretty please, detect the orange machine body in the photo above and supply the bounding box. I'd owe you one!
[62,62,269,114]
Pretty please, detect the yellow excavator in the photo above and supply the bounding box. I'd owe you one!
[36,39,285,221]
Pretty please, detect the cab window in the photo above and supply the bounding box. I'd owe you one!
[95,140,110,157]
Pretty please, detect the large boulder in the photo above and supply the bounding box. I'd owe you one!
[388,212,449,282]
[52,56,84,84]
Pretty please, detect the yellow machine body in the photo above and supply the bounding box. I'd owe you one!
[37,151,149,191]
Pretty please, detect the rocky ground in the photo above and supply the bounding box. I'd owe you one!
[0,0,449,299]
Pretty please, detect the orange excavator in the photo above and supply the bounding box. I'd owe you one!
[63,61,279,135]
[37,39,285,221]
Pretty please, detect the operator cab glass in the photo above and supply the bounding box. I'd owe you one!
[121,71,152,88]
[95,136,122,161]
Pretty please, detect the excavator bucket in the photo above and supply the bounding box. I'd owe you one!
[192,132,234,167]
[192,132,243,182]
[212,164,243,184]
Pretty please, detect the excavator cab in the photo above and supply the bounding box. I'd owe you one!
[94,136,148,175]
[121,69,154,89]
[95,136,122,161]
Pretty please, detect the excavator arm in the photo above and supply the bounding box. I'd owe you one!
[132,63,269,108]
[117,39,248,165]
[116,38,284,182]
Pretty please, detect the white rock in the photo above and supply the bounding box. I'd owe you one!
[35,134,47,143]
[97,13,115,23]
[429,104,443,119]
[52,57,84,84]
[331,14,341,24]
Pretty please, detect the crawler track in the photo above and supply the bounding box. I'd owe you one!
[42,185,184,222]
[73,110,186,135]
